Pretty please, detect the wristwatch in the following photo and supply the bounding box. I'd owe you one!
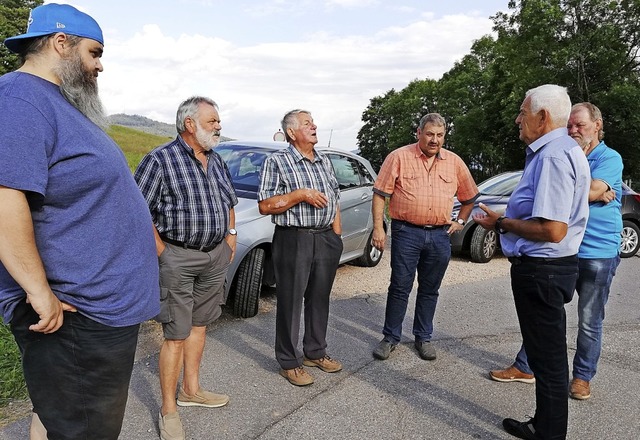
[228,228,237,236]
[495,216,507,234]
[455,218,466,226]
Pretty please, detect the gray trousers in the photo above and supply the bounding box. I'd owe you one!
[272,226,343,370]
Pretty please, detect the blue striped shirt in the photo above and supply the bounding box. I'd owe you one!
[258,144,340,228]
[134,135,238,247]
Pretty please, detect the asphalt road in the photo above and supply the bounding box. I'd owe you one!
[2,253,639,439]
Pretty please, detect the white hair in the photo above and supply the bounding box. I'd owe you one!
[525,84,572,127]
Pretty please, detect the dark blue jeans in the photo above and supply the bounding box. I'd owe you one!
[513,255,620,381]
[511,256,578,440]
[10,300,140,440]
[382,220,451,344]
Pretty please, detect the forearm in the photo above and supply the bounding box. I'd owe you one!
[500,217,567,243]
[0,187,53,298]
[372,193,386,232]
[258,189,306,215]
[457,203,474,222]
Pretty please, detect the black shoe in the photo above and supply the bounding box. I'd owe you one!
[373,339,397,360]
[414,340,436,360]
[502,418,539,439]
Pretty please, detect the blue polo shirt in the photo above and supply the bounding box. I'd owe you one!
[580,141,623,258]
[501,128,590,258]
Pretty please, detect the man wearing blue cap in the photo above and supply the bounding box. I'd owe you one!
[0,4,160,440]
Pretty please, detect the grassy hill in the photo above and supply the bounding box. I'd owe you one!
[107,125,173,171]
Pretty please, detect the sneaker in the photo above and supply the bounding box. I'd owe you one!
[159,411,185,440]
[303,355,343,373]
[414,340,436,360]
[279,366,315,386]
[490,365,535,384]
[570,378,591,400]
[373,339,397,360]
[177,388,229,408]
[502,418,538,440]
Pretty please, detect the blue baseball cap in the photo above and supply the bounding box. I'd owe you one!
[4,3,103,54]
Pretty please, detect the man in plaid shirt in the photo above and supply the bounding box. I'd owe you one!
[371,113,479,362]
[258,109,344,387]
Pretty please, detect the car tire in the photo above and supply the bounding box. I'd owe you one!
[354,230,384,267]
[232,248,265,318]
[469,225,497,263]
[620,220,640,258]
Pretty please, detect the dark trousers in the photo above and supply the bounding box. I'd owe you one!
[272,226,343,370]
[10,300,140,440]
[510,256,578,440]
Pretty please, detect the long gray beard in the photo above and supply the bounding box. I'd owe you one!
[53,53,110,129]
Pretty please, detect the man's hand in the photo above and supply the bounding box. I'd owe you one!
[303,189,329,209]
[597,189,616,203]
[372,227,386,251]
[473,203,501,230]
[26,291,76,334]
[225,234,237,262]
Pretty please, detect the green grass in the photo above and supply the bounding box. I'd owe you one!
[0,125,170,409]
[0,322,27,406]
[107,124,173,171]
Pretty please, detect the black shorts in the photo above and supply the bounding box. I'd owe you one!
[10,300,140,440]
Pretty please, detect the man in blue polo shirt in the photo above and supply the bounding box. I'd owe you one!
[0,4,159,439]
[489,102,623,402]
[475,85,590,440]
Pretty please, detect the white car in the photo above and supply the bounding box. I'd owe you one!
[216,141,387,318]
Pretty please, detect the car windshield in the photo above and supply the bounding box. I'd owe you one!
[478,172,523,196]
[216,145,272,196]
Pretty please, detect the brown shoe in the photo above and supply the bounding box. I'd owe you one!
[280,366,314,386]
[303,355,343,373]
[489,365,535,384]
[570,378,591,400]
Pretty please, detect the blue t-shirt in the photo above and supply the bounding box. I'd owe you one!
[501,128,591,258]
[0,72,160,326]
[579,141,623,258]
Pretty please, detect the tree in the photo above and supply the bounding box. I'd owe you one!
[357,0,640,183]
[0,0,43,75]
[357,79,439,171]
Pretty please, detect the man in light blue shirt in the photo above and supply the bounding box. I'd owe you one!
[489,102,623,403]
[475,85,590,440]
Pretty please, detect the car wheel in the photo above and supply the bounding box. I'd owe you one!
[469,226,497,263]
[232,248,265,318]
[620,220,640,258]
[354,230,384,267]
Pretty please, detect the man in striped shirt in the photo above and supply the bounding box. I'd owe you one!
[258,109,344,387]
[135,96,238,440]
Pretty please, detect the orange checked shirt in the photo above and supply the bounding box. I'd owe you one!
[373,143,479,226]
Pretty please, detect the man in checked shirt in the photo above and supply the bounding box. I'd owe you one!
[258,109,344,387]
[135,96,238,440]
[371,113,479,362]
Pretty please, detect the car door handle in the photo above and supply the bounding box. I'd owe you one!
[361,193,369,200]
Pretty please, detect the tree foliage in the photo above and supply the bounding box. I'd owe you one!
[357,0,640,183]
[0,0,43,75]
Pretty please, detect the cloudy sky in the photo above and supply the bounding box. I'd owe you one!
[52,0,511,149]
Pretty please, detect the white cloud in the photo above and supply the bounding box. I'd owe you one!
[98,9,495,149]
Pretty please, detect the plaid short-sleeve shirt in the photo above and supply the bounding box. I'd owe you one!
[258,144,340,228]
[373,143,478,225]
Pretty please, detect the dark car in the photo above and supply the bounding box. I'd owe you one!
[216,141,387,318]
[451,171,640,262]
